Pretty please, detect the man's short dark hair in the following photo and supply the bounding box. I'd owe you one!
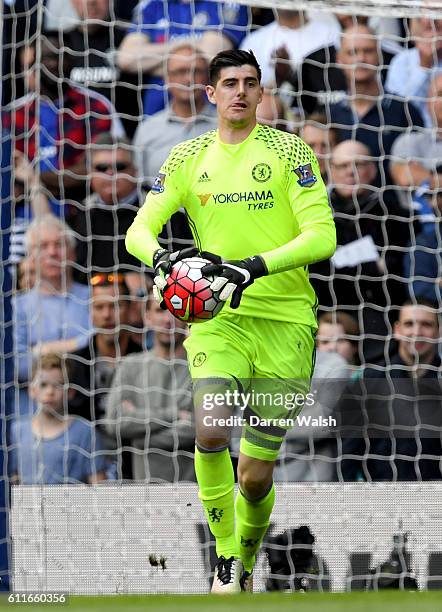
[209,49,261,86]
[397,297,440,326]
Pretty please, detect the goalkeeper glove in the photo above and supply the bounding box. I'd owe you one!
[202,252,268,309]
[152,246,199,307]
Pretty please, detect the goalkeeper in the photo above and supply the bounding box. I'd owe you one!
[126,49,336,594]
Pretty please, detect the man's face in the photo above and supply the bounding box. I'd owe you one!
[29,225,73,284]
[71,0,109,21]
[330,141,376,199]
[92,285,129,340]
[39,39,69,96]
[166,48,208,106]
[338,28,379,87]
[91,149,136,204]
[301,125,329,178]
[394,305,439,363]
[31,368,65,414]
[145,300,187,349]
[206,65,263,127]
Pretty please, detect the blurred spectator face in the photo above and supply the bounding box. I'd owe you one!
[301,124,329,179]
[71,0,110,21]
[28,224,74,285]
[394,305,439,363]
[91,282,129,344]
[428,73,442,128]
[91,148,136,205]
[166,47,208,107]
[337,25,379,87]
[145,300,187,350]
[317,321,356,363]
[30,366,65,415]
[330,140,376,198]
[257,91,285,130]
[39,37,70,96]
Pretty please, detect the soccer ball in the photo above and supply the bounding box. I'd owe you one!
[162,257,224,323]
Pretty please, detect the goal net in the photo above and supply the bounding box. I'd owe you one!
[2,0,442,594]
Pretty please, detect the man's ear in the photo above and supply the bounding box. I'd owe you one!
[205,84,216,105]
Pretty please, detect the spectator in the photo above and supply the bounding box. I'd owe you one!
[274,310,359,483]
[240,8,339,94]
[299,113,337,182]
[71,133,142,278]
[69,273,142,465]
[386,16,442,127]
[316,311,360,370]
[273,349,350,483]
[62,0,140,137]
[118,1,250,116]
[339,298,442,482]
[14,214,91,415]
[391,72,442,213]
[71,132,192,280]
[309,140,411,362]
[133,44,217,184]
[10,151,50,270]
[404,191,442,304]
[330,24,424,186]
[256,89,286,131]
[300,16,397,115]
[10,353,107,484]
[124,274,154,350]
[3,33,124,209]
[106,298,194,482]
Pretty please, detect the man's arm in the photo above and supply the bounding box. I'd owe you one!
[118,31,233,76]
[261,156,336,274]
[125,154,186,267]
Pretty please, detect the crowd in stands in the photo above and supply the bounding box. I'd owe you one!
[3,2,442,485]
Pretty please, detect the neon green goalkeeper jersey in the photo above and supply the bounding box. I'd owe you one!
[126,123,336,327]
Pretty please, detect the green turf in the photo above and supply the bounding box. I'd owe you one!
[0,591,441,612]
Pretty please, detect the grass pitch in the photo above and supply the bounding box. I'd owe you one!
[0,591,441,612]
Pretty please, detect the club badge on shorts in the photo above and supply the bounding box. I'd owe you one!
[294,163,317,188]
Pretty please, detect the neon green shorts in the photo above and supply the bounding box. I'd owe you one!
[184,312,316,462]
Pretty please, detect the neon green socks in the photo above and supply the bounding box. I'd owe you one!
[194,447,237,559]
[235,483,275,573]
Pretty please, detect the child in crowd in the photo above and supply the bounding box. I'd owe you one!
[10,353,108,484]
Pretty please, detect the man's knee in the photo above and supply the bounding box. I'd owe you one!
[237,461,274,501]
[196,435,230,452]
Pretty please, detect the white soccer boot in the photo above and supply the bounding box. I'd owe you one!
[211,556,243,594]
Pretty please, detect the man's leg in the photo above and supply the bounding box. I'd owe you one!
[193,379,243,593]
[194,386,237,560]
[184,315,253,593]
[236,454,276,580]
